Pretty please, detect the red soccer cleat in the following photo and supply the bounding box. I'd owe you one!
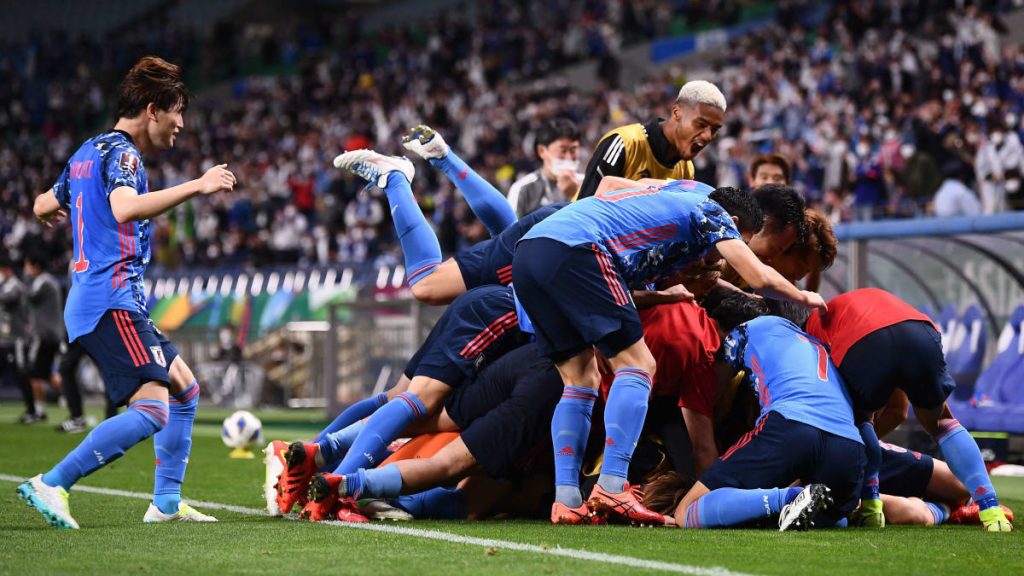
[276,441,319,514]
[335,496,369,523]
[300,473,342,522]
[949,503,1016,525]
[587,483,672,526]
[550,501,605,525]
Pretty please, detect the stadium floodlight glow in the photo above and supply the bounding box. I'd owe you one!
[340,268,352,290]
[308,269,321,291]
[251,272,264,296]
[324,269,337,289]
[177,277,189,295]
[267,272,280,295]
[376,266,388,289]
[191,276,203,294]
[285,321,329,332]
[294,270,307,292]
[283,271,295,293]
[220,276,233,296]
[207,276,220,294]
[392,265,404,288]
[235,274,249,296]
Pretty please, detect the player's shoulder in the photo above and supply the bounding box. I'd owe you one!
[601,123,645,144]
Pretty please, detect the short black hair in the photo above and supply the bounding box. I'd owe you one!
[765,298,810,329]
[536,118,580,148]
[23,247,47,270]
[708,187,764,234]
[705,290,769,336]
[752,184,807,243]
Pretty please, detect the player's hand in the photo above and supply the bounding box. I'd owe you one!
[661,284,696,303]
[800,290,827,310]
[38,209,67,229]
[555,169,579,198]
[197,164,237,194]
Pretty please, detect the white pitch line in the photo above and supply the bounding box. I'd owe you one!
[1,473,756,576]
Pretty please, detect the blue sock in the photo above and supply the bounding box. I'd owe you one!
[685,487,803,528]
[42,400,167,491]
[316,421,366,470]
[393,487,467,519]
[431,150,516,236]
[598,368,653,494]
[348,464,403,499]
[153,382,200,514]
[925,501,950,525]
[381,172,442,285]
[858,421,881,501]
[552,386,597,507]
[334,392,427,474]
[315,393,386,442]
[936,418,998,510]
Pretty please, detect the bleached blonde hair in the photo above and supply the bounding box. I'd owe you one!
[676,80,727,112]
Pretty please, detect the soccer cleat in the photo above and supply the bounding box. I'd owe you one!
[853,498,885,528]
[335,497,369,523]
[360,499,414,521]
[263,440,288,516]
[949,502,1015,526]
[300,473,342,522]
[18,412,47,424]
[16,474,79,529]
[587,483,669,526]
[401,125,450,161]
[55,417,88,434]
[551,501,603,525]
[978,505,1014,532]
[143,502,217,523]
[778,484,833,532]
[275,441,319,514]
[333,149,415,188]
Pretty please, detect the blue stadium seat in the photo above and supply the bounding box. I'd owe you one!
[939,303,959,358]
[946,304,986,401]
[950,305,1024,433]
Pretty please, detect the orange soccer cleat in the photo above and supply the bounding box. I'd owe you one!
[300,473,342,522]
[275,441,320,514]
[587,483,672,526]
[550,501,604,525]
[949,502,1015,526]
[335,496,370,523]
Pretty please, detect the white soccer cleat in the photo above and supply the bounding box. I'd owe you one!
[143,502,218,523]
[333,149,415,188]
[401,125,450,161]
[16,474,79,529]
[778,484,833,532]
[359,499,414,521]
[264,440,287,516]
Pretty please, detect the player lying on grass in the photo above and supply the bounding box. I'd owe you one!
[667,291,864,531]
[269,284,528,517]
[511,179,826,525]
[20,56,233,529]
[805,288,1014,532]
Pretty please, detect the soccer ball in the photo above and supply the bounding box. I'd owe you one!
[221,410,263,450]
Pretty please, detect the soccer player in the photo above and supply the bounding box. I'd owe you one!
[512,181,826,525]
[576,80,725,199]
[805,288,1014,532]
[506,118,582,217]
[19,56,235,529]
[672,292,864,530]
[757,209,837,285]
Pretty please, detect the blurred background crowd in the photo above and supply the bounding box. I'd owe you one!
[1,0,1022,278]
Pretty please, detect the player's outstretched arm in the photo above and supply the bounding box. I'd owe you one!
[33,189,67,228]
[715,239,826,309]
[110,164,235,223]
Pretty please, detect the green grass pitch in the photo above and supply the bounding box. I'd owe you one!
[0,403,1020,576]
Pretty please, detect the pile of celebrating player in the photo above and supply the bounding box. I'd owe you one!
[18,56,1013,533]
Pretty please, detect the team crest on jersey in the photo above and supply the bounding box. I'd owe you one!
[150,346,167,367]
[119,152,139,176]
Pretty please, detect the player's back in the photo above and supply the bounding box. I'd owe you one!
[722,316,861,443]
[54,130,151,341]
[521,180,733,287]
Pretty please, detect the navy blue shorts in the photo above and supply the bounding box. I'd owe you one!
[700,411,865,524]
[76,309,180,406]
[455,203,565,289]
[445,344,563,478]
[403,285,527,388]
[511,237,643,362]
[878,441,934,498]
[838,320,955,414]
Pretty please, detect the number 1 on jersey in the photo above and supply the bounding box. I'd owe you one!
[72,193,90,273]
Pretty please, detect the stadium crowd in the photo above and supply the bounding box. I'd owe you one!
[1,0,1021,278]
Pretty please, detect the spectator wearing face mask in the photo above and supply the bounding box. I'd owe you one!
[975,124,1024,214]
[506,118,582,218]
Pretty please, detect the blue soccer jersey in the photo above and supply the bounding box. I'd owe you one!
[52,130,152,341]
[520,180,737,288]
[721,316,862,444]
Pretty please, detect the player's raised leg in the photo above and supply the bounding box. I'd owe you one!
[333,150,441,286]
[402,125,516,236]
